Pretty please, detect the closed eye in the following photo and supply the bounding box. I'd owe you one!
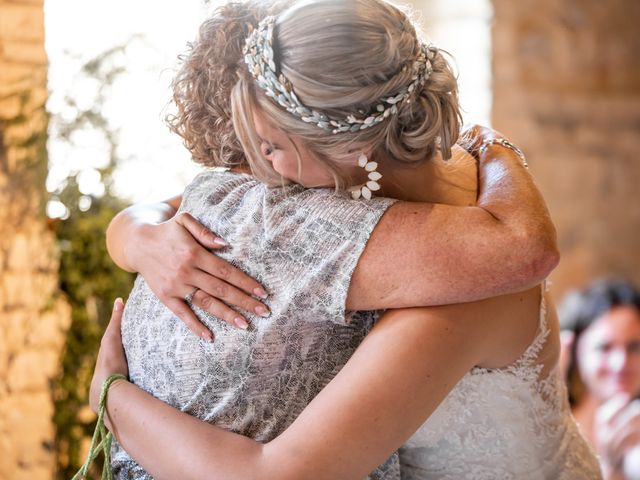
[260,142,276,157]
[260,137,283,155]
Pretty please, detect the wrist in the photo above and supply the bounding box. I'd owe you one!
[125,220,157,273]
[479,138,528,168]
[118,202,177,272]
[102,376,128,431]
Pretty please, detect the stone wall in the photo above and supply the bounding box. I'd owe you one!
[0,1,71,479]
[492,0,640,297]
[406,0,493,126]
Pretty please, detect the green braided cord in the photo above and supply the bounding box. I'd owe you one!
[72,373,127,480]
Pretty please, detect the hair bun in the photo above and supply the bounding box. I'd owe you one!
[382,48,462,165]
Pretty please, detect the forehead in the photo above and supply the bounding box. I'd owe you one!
[582,306,640,345]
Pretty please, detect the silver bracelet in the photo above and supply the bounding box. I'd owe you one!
[479,138,528,168]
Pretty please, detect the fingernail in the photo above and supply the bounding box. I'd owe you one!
[213,237,228,246]
[255,305,270,317]
[234,317,249,330]
[114,298,124,312]
[201,331,214,343]
[253,287,268,299]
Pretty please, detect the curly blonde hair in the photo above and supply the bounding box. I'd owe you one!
[166,0,291,167]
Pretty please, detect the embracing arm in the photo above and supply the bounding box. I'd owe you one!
[106,131,557,317]
[106,194,270,337]
[106,196,182,272]
[347,142,558,310]
[97,301,495,480]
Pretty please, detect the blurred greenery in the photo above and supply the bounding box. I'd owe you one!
[1,89,49,223]
[48,43,136,479]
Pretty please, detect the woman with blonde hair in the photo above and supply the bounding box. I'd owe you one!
[93,0,600,478]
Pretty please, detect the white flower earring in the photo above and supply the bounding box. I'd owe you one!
[349,153,382,200]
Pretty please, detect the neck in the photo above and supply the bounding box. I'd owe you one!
[373,145,478,206]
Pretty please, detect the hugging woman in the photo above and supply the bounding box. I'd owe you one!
[92,0,600,478]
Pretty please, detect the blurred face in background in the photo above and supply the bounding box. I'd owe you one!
[577,306,640,402]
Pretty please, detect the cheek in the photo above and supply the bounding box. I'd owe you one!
[626,353,640,372]
[306,163,333,184]
[576,327,610,382]
[270,152,298,176]
[579,350,606,378]
[576,344,611,388]
[301,154,335,185]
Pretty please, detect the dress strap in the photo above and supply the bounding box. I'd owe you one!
[512,282,550,369]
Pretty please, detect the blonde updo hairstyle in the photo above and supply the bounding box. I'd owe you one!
[231,0,462,187]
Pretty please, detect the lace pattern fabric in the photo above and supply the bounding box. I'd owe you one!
[110,170,399,479]
[400,293,603,479]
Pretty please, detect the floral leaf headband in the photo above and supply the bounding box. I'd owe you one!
[243,15,436,134]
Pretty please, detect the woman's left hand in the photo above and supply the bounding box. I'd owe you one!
[89,298,129,413]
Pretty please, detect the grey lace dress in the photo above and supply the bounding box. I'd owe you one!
[111,169,399,479]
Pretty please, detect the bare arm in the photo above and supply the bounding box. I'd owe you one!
[106,195,182,272]
[347,142,557,310]
[107,195,270,339]
[106,133,557,316]
[95,299,502,480]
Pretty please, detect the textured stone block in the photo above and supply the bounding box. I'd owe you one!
[2,309,28,355]
[0,434,18,480]
[27,298,71,349]
[0,39,46,65]
[11,465,53,480]
[7,349,59,392]
[0,4,44,42]
[0,332,7,379]
[0,94,23,120]
[2,271,34,309]
[6,232,30,271]
[3,392,55,467]
[0,3,68,480]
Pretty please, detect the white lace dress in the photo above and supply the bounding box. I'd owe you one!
[399,294,602,479]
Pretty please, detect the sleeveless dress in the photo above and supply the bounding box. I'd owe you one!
[111,169,400,479]
[399,293,603,479]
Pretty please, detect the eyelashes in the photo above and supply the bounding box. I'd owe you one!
[260,141,278,157]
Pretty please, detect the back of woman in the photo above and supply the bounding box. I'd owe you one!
[113,171,402,479]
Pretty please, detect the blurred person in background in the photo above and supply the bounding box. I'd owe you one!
[560,279,640,480]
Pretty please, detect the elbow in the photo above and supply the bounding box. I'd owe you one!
[105,214,120,263]
[258,444,337,480]
[105,207,139,273]
[514,226,560,286]
[530,242,560,282]
[256,443,294,480]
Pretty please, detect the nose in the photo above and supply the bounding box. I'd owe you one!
[607,348,629,373]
